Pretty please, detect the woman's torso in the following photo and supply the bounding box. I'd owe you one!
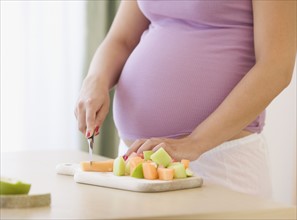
[113,0,265,144]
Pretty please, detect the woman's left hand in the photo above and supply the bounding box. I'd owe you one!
[125,135,201,161]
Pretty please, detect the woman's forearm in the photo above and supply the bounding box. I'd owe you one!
[190,60,295,155]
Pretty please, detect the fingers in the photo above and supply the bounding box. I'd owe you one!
[75,95,110,138]
[125,139,146,156]
[93,100,110,136]
[152,142,166,152]
[85,100,97,138]
[125,138,166,156]
[76,100,87,136]
[136,138,164,154]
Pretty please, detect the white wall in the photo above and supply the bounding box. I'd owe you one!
[263,62,296,205]
[1,1,85,151]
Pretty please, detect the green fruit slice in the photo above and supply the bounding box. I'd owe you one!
[143,150,154,160]
[0,177,31,195]
[185,168,194,177]
[113,156,126,176]
[150,147,172,167]
[167,163,187,179]
[131,163,144,179]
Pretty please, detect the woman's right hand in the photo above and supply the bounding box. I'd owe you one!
[74,75,110,138]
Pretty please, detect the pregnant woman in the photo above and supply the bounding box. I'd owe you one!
[75,1,296,198]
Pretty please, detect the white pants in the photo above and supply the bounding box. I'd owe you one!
[118,133,272,199]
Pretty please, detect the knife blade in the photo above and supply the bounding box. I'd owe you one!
[87,135,94,165]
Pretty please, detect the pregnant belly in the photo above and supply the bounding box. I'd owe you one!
[113,26,255,140]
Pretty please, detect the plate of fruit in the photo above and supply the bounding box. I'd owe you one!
[74,147,203,192]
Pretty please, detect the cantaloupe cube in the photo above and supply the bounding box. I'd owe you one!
[142,162,158,180]
[157,167,174,181]
[129,157,144,175]
[81,160,114,172]
[181,159,190,169]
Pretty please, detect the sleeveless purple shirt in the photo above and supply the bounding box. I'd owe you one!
[113,0,265,140]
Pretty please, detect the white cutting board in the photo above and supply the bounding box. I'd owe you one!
[56,163,203,192]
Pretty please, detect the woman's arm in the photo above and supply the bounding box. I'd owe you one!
[87,1,150,90]
[126,0,296,160]
[75,1,150,137]
[190,0,296,154]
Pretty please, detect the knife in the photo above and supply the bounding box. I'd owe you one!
[87,134,94,166]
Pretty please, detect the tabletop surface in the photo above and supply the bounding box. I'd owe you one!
[0,150,296,219]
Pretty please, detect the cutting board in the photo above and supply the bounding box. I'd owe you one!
[56,163,203,192]
[74,171,203,192]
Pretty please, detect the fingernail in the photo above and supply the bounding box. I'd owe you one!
[95,126,99,134]
[86,131,91,138]
[123,155,128,161]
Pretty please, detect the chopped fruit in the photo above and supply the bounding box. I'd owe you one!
[131,163,144,178]
[129,157,144,174]
[157,168,174,181]
[81,160,114,172]
[80,148,195,181]
[143,150,154,160]
[0,177,31,195]
[125,161,131,176]
[150,147,172,167]
[167,162,180,167]
[186,168,194,177]
[181,159,190,169]
[167,163,187,179]
[142,162,158,180]
[113,156,126,176]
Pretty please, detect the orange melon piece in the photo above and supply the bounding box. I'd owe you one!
[129,157,144,175]
[157,167,174,181]
[181,159,190,169]
[142,162,158,180]
[81,160,114,172]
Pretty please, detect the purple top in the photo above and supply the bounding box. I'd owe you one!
[113,0,265,140]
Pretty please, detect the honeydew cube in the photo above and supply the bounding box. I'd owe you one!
[185,168,194,177]
[167,163,187,179]
[150,147,172,167]
[131,163,144,179]
[113,156,126,176]
[143,150,154,160]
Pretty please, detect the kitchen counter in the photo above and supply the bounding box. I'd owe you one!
[0,150,296,219]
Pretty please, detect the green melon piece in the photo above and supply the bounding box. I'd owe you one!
[167,162,180,167]
[0,177,31,195]
[185,168,194,177]
[113,156,126,176]
[167,163,187,179]
[150,147,172,167]
[131,163,144,179]
[143,150,154,160]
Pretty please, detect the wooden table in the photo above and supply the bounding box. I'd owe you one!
[0,150,296,219]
